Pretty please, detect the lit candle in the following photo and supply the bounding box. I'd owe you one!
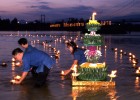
[73,65,77,74]
[15,62,21,66]
[49,45,51,48]
[136,77,139,80]
[120,50,123,53]
[61,70,64,75]
[57,50,60,54]
[81,46,85,49]
[92,12,96,20]
[136,70,139,74]
[138,67,140,70]
[129,53,132,56]
[1,62,7,67]
[132,55,136,59]
[10,79,15,83]
[14,75,21,80]
[133,63,136,67]
[132,59,137,64]
[108,70,117,82]
[114,48,117,52]
[12,58,16,62]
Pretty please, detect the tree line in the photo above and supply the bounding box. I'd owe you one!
[0,17,139,34]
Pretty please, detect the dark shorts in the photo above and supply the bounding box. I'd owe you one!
[31,66,50,87]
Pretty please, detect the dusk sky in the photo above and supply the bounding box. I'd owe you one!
[0,0,139,21]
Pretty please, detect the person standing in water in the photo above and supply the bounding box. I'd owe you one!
[12,48,55,87]
[62,41,86,75]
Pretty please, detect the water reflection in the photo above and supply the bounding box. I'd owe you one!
[114,51,118,63]
[1,31,140,100]
[135,77,140,93]
[72,86,117,100]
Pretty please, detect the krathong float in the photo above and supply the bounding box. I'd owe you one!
[71,12,116,87]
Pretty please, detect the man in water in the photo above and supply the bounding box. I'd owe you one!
[18,38,37,76]
[12,47,55,87]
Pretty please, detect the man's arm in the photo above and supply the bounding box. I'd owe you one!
[63,60,78,76]
[14,72,28,84]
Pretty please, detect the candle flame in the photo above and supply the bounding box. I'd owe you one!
[108,70,117,78]
[61,70,64,75]
[72,65,77,73]
[136,70,139,74]
[57,50,60,54]
[132,60,137,64]
[10,79,15,83]
[12,58,16,62]
[129,53,132,56]
[15,62,21,66]
[14,75,21,80]
[92,12,96,15]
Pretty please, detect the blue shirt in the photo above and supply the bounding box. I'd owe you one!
[73,48,86,65]
[22,48,55,73]
[25,45,36,53]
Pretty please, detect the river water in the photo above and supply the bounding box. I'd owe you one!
[0,31,140,100]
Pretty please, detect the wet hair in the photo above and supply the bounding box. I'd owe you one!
[67,41,77,54]
[18,38,28,45]
[12,48,23,56]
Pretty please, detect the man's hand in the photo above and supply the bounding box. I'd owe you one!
[14,80,21,84]
[62,69,72,76]
[10,80,21,85]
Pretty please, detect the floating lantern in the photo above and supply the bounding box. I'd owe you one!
[135,67,140,75]
[1,62,7,67]
[108,70,117,82]
[129,53,132,57]
[15,62,21,67]
[136,70,140,74]
[133,63,137,68]
[65,40,68,44]
[57,50,60,54]
[49,45,51,48]
[114,48,117,52]
[12,58,16,62]
[120,50,123,53]
[10,79,16,84]
[71,65,80,80]
[136,77,139,80]
[132,55,136,59]
[129,53,132,59]
[61,70,64,75]
[12,62,15,66]
[14,75,21,81]
[132,59,137,64]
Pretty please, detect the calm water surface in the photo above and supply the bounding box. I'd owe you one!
[0,31,140,100]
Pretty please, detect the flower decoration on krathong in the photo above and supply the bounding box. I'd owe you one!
[85,31,100,36]
[87,20,101,26]
[84,46,102,63]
